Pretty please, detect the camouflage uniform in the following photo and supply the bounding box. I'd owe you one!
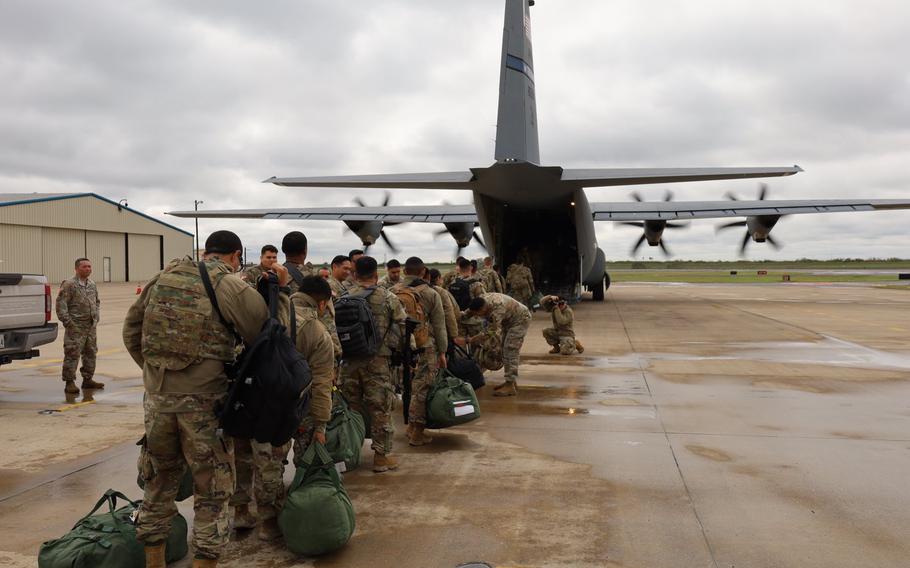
[541,296,577,355]
[377,274,400,290]
[442,269,459,289]
[506,263,535,307]
[288,292,336,466]
[123,256,282,560]
[434,284,460,342]
[394,275,447,425]
[240,264,268,285]
[285,262,342,359]
[339,282,405,455]
[56,276,100,384]
[479,293,531,384]
[328,276,348,298]
[479,266,503,294]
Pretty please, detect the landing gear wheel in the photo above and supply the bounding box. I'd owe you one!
[592,273,607,302]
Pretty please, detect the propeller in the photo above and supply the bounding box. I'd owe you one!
[624,191,690,257]
[344,192,401,252]
[716,184,784,255]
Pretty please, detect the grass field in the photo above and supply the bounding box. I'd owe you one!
[610,270,910,284]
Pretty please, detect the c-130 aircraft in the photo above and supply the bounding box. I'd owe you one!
[172,0,910,301]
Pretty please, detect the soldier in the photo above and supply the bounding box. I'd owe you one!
[317,266,331,280]
[429,269,461,346]
[378,259,402,289]
[541,295,584,355]
[282,232,342,360]
[340,257,406,472]
[479,256,504,293]
[466,292,531,397]
[447,257,485,312]
[345,249,364,287]
[56,258,103,394]
[329,254,352,297]
[442,256,466,288]
[123,230,290,568]
[506,261,535,308]
[288,276,336,465]
[393,257,447,446]
[240,244,278,285]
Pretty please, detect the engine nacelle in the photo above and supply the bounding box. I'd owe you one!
[747,215,781,242]
[643,220,668,246]
[441,222,477,247]
[344,220,383,246]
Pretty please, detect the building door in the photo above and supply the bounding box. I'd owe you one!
[103,257,112,283]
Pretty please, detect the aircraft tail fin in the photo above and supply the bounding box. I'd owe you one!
[494,0,540,165]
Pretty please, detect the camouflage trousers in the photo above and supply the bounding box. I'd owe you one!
[503,316,531,383]
[543,327,577,355]
[509,287,532,307]
[409,347,438,425]
[61,322,97,382]
[230,437,291,520]
[136,394,234,560]
[340,356,395,455]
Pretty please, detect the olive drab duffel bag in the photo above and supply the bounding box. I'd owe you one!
[278,443,356,556]
[38,489,188,568]
[325,392,366,471]
[426,368,481,429]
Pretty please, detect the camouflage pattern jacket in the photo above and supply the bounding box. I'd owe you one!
[481,292,532,333]
[398,275,448,353]
[479,267,504,294]
[285,261,342,358]
[506,264,535,292]
[288,292,336,426]
[56,276,100,327]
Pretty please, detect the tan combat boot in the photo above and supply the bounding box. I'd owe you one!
[192,559,218,568]
[257,516,282,541]
[373,453,400,473]
[232,504,257,530]
[408,424,433,446]
[81,379,105,389]
[493,382,518,397]
[64,381,79,394]
[575,340,585,354]
[144,543,166,568]
[548,345,560,354]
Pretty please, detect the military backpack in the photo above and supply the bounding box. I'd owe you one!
[333,289,380,360]
[392,281,430,348]
[448,277,473,311]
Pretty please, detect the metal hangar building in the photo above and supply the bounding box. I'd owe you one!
[0,193,193,283]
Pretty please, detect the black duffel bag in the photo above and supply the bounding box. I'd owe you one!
[447,343,484,390]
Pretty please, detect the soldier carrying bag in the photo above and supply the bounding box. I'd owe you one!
[199,266,313,447]
[448,277,472,311]
[447,343,485,390]
[333,289,380,360]
[426,368,481,429]
[38,489,188,568]
[324,391,366,471]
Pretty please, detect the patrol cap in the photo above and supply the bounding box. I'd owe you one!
[204,230,243,254]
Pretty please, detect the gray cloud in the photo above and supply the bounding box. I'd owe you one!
[1,0,908,262]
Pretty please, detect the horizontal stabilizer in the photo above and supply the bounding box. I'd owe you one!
[168,204,478,223]
[562,166,803,188]
[590,198,910,221]
[264,171,476,190]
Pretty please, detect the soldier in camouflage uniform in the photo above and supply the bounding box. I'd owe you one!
[328,254,352,297]
[56,258,103,394]
[479,257,504,294]
[240,244,279,286]
[288,277,336,464]
[340,257,406,472]
[466,292,531,397]
[429,269,460,345]
[123,231,290,568]
[394,257,448,446]
[282,231,342,359]
[377,258,402,289]
[541,295,583,355]
[506,262,535,308]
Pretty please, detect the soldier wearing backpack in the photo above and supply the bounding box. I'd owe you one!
[339,256,407,472]
[447,257,485,312]
[429,268,461,344]
[393,257,448,446]
[123,231,290,568]
[466,292,532,398]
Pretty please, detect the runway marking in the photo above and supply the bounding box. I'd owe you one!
[56,400,97,412]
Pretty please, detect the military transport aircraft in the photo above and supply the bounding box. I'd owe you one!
[171,0,910,301]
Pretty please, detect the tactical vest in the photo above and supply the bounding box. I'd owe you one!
[141,260,236,370]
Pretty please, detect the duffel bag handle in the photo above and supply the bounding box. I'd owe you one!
[74,489,139,529]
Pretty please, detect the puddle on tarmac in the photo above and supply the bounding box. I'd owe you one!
[640,335,910,372]
[483,400,655,419]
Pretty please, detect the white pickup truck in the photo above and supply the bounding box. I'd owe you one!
[0,273,58,366]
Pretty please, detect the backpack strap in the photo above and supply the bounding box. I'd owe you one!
[284,262,306,286]
[198,262,241,341]
[289,297,297,345]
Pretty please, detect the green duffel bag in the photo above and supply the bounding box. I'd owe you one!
[38,489,188,568]
[279,443,356,556]
[325,393,366,471]
[426,368,481,429]
[136,434,194,501]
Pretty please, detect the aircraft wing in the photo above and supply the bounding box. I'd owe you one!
[263,172,476,189]
[563,166,803,188]
[168,204,478,223]
[590,198,910,221]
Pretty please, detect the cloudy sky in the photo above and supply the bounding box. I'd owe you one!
[1,0,909,263]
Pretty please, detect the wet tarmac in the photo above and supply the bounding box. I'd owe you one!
[1,281,910,567]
